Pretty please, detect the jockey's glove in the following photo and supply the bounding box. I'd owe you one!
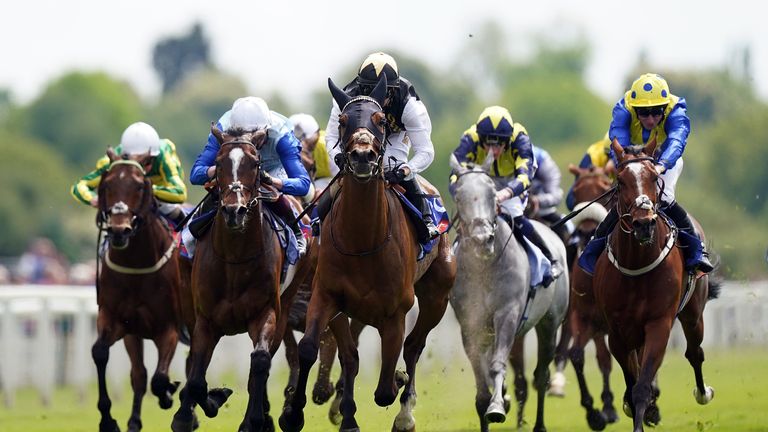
[384,168,407,185]
[260,171,274,185]
[495,187,514,203]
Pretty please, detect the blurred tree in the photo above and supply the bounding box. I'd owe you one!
[19,72,143,169]
[152,22,211,94]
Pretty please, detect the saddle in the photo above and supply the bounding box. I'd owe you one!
[390,187,448,260]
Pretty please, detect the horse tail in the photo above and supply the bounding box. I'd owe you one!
[705,243,722,300]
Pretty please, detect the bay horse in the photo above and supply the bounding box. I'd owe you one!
[563,165,622,430]
[593,139,716,432]
[170,126,313,432]
[93,149,188,432]
[448,153,569,432]
[279,75,456,432]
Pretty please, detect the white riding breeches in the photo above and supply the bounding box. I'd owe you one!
[658,158,683,205]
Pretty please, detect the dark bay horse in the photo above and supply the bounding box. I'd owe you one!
[593,139,716,432]
[171,127,313,432]
[93,149,188,432]
[279,75,456,432]
[563,165,622,430]
[449,154,569,432]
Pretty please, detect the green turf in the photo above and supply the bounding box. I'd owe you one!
[1,348,766,431]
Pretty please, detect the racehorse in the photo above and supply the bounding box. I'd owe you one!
[278,75,456,432]
[448,153,569,432]
[562,165,622,430]
[93,149,188,432]
[593,139,717,432]
[170,126,313,432]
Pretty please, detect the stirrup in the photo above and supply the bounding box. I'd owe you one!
[425,220,440,240]
[549,259,563,279]
[295,236,307,257]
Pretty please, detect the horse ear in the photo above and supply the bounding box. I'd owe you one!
[106,147,119,162]
[137,152,153,171]
[211,122,224,144]
[449,153,464,173]
[328,78,351,110]
[480,152,495,172]
[610,138,624,162]
[370,74,387,106]
[644,135,658,157]
[251,129,267,149]
[568,163,580,176]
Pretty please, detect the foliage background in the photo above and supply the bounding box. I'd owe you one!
[0,23,765,279]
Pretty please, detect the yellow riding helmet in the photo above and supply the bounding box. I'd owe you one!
[627,73,671,107]
[358,52,400,87]
[476,106,514,138]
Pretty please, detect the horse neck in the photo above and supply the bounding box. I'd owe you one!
[611,216,670,266]
[335,177,390,247]
[212,203,267,258]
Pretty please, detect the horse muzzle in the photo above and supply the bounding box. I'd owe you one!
[348,148,379,179]
[222,204,249,229]
[632,217,656,244]
[106,224,132,249]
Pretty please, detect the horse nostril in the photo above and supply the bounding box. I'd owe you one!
[236,206,248,217]
[366,150,377,163]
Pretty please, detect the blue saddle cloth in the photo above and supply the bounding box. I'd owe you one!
[392,189,449,261]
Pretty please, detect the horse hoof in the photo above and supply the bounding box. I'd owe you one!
[278,410,304,432]
[159,394,174,409]
[171,411,195,432]
[547,371,566,397]
[643,403,661,427]
[602,405,619,424]
[622,401,633,418]
[392,422,416,432]
[209,387,233,406]
[586,409,607,431]
[693,385,714,405]
[503,394,511,413]
[99,418,120,432]
[395,370,410,388]
[484,402,506,424]
[312,381,334,405]
[328,395,342,425]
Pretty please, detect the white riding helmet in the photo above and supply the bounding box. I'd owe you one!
[289,113,319,141]
[230,96,271,131]
[120,122,161,156]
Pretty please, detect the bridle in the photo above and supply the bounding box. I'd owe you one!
[97,159,154,246]
[614,156,662,235]
[215,138,274,211]
[336,96,388,183]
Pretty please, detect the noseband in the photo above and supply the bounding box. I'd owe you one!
[98,159,153,238]
[337,97,387,181]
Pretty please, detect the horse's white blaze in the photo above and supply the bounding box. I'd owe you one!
[627,163,645,198]
[394,394,417,430]
[229,148,245,205]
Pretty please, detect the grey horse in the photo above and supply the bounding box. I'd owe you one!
[449,153,569,432]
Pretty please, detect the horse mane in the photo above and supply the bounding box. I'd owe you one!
[623,145,647,156]
[224,127,250,137]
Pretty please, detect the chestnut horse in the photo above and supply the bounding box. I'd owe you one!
[171,127,312,432]
[593,139,716,432]
[279,75,456,432]
[563,165,622,430]
[93,149,188,432]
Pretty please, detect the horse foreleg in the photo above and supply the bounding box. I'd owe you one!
[375,314,406,408]
[92,315,123,432]
[327,320,365,425]
[151,327,180,410]
[607,332,636,422]
[549,311,572,397]
[172,317,229,432]
[311,327,337,405]
[279,291,338,432]
[678,294,714,405]
[594,334,619,424]
[633,319,673,431]
[568,314,605,431]
[283,329,300,405]
[329,314,361,432]
[531,314,558,432]
[123,335,147,432]
[509,338,527,428]
[485,306,519,424]
[240,309,277,432]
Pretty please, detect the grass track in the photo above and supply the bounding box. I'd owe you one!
[1,348,766,431]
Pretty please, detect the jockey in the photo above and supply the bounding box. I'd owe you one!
[565,132,615,210]
[325,52,440,241]
[584,73,714,274]
[190,97,311,256]
[71,122,187,225]
[528,146,570,240]
[289,113,334,193]
[450,106,563,284]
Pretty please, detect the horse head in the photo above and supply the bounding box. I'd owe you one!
[211,124,267,229]
[568,163,613,239]
[450,153,498,257]
[98,148,155,249]
[611,137,660,244]
[328,75,388,181]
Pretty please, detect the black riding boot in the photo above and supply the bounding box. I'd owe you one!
[662,201,714,273]
[401,178,440,241]
[270,195,306,257]
[514,216,562,286]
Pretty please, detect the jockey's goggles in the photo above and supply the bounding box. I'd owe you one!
[480,135,510,148]
[635,106,665,118]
